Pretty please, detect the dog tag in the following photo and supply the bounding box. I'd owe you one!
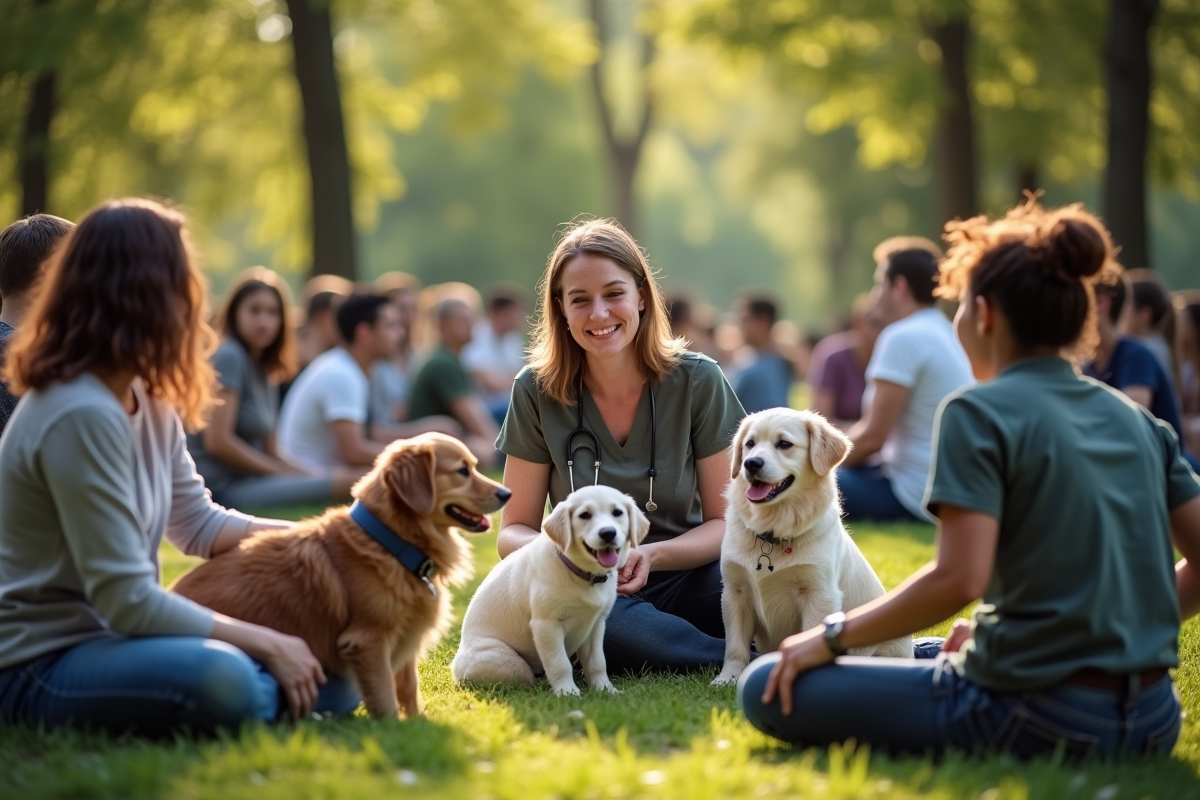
[645,500,657,513]
[422,577,438,600]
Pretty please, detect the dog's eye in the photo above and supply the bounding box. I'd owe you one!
[578,511,592,520]
[776,440,793,450]
[457,466,470,477]
[745,439,755,448]
[612,508,623,517]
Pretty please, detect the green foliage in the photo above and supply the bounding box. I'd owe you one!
[6,517,1200,799]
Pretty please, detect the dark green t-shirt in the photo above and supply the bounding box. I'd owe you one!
[408,346,473,422]
[926,357,1200,691]
[497,353,745,545]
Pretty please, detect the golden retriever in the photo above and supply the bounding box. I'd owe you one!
[172,433,510,718]
[712,409,912,686]
[451,485,649,696]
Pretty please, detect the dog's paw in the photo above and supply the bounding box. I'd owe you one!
[711,669,742,687]
[552,683,581,697]
[590,680,621,695]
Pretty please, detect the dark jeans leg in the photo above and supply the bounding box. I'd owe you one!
[603,561,727,675]
[836,464,921,522]
[0,636,361,737]
[738,653,1183,758]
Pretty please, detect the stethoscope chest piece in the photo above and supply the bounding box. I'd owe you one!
[566,376,659,514]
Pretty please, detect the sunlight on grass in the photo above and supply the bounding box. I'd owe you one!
[7,510,1200,799]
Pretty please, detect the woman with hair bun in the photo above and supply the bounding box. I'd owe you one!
[738,199,1200,758]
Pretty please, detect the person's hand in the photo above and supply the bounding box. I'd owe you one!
[616,547,651,596]
[761,627,835,716]
[260,632,327,721]
[940,618,973,654]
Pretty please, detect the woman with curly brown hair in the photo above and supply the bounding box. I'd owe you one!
[738,199,1200,758]
[0,199,357,736]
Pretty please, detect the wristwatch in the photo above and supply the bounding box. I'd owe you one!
[822,612,848,657]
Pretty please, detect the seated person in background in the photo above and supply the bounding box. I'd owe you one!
[1127,269,1179,386]
[461,284,528,426]
[838,237,973,522]
[809,293,882,430]
[279,293,458,471]
[1178,292,1200,455]
[730,293,793,413]
[0,214,75,435]
[666,292,720,362]
[1086,272,1198,470]
[368,271,422,427]
[408,298,499,464]
[187,268,359,510]
[294,274,353,373]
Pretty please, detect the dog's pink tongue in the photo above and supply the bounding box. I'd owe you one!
[596,547,619,568]
[746,482,773,502]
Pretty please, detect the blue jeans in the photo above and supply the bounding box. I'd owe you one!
[739,654,1181,758]
[837,464,922,522]
[0,636,360,737]
[603,561,728,675]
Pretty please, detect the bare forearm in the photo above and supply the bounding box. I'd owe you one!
[210,517,293,556]
[1178,560,1200,620]
[843,427,883,466]
[497,523,540,558]
[838,562,973,650]
[644,519,724,572]
[208,435,294,476]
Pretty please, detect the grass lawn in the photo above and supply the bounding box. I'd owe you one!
[3,506,1200,799]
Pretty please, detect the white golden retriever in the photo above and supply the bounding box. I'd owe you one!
[452,485,649,696]
[712,409,912,686]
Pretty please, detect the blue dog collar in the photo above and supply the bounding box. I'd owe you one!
[349,500,438,598]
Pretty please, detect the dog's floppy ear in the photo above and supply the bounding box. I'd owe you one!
[382,445,437,515]
[730,417,752,480]
[543,500,573,551]
[624,495,651,546]
[805,414,852,477]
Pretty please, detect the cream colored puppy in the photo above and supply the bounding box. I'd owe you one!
[452,485,649,696]
[712,409,912,686]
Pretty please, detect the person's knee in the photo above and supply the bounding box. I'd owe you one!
[737,654,781,732]
[191,642,269,730]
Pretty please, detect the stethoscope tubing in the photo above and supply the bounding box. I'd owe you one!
[565,375,657,513]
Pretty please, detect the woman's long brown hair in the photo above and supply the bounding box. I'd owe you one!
[2,198,217,430]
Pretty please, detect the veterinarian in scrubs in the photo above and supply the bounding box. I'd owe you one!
[739,199,1200,758]
[496,219,745,674]
[0,200,355,736]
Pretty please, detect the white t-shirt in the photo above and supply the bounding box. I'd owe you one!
[461,324,526,381]
[278,348,369,471]
[864,307,973,519]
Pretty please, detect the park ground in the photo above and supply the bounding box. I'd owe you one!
[2,507,1200,799]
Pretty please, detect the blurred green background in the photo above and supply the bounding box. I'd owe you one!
[1,0,1197,327]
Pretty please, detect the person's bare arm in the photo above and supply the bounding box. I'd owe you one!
[1172,495,1200,619]
[449,395,500,440]
[497,455,551,558]
[843,379,909,466]
[471,367,515,395]
[330,419,385,467]
[811,387,837,421]
[762,505,997,714]
[1121,385,1154,409]
[202,389,299,476]
[616,448,730,595]
[371,416,463,442]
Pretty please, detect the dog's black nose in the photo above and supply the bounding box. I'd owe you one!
[598,527,617,543]
[495,488,512,504]
[743,457,765,475]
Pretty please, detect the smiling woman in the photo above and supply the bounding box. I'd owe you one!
[493,219,746,675]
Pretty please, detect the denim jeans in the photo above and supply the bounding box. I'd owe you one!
[603,560,728,675]
[0,636,360,737]
[738,654,1181,758]
[837,464,922,522]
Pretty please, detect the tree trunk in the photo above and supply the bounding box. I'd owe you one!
[588,0,653,238]
[20,0,56,216]
[20,70,54,216]
[287,0,357,280]
[1103,0,1158,271]
[1015,160,1039,202]
[929,17,978,227]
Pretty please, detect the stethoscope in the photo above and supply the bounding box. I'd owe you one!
[565,375,658,513]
